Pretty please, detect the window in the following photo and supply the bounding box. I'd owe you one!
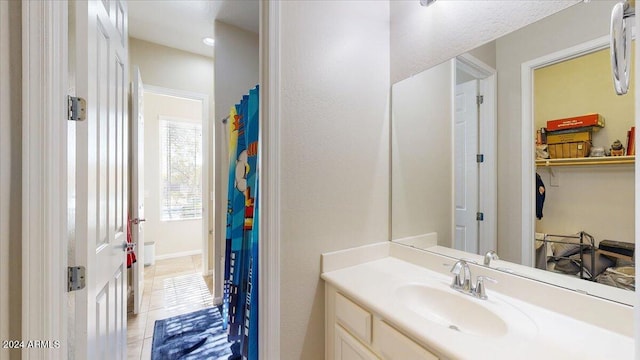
[160,119,202,220]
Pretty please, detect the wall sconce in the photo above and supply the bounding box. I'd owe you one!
[420,0,437,7]
[610,0,635,95]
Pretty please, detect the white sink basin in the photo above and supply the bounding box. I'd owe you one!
[396,283,537,339]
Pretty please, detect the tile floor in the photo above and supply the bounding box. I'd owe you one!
[127,254,215,360]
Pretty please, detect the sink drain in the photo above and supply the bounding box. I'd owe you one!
[449,325,460,332]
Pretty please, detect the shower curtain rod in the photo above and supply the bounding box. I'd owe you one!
[222,115,229,124]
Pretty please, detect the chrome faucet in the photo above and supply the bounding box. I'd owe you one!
[450,259,497,300]
[450,260,472,292]
[483,250,499,266]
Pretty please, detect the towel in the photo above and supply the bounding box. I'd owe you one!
[126,214,137,268]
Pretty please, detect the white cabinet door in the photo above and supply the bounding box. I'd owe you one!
[373,320,438,360]
[335,325,379,360]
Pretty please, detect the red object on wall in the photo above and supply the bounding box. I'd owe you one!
[627,126,635,155]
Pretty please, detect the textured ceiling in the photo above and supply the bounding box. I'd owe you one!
[128,0,259,58]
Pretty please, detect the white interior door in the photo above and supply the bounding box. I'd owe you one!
[454,79,479,253]
[74,0,129,358]
[131,67,145,314]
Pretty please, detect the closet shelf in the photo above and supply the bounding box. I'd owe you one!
[535,155,635,167]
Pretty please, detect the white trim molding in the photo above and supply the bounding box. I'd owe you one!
[259,0,281,358]
[634,6,640,356]
[21,1,69,358]
[0,0,11,348]
[521,34,610,266]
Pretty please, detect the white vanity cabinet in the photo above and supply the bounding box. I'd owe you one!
[326,284,440,360]
[334,325,378,360]
[322,244,634,359]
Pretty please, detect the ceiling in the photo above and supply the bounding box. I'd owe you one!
[128,0,259,58]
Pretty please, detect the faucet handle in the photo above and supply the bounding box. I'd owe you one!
[474,276,497,300]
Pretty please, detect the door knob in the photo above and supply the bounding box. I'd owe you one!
[130,218,146,225]
[122,242,137,253]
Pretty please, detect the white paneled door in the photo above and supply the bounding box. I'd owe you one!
[131,67,145,314]
[454,79,479,254]
[74,0,129,358]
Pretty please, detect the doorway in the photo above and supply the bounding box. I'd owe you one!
[22,0,261,358]
[521,35,636,273]
[140,87,209,268]
[127,80,212,354]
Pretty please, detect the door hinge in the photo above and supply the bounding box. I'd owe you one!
[476,154,484,163]
[476,212,485,221]
[67,96,87,121]
[476,95,484,105]
[68,266,86,292]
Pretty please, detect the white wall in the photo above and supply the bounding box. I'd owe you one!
[143,92,204,258]
[0,1,21,358]
[391,61,453,246]
[279,1,390,358]
[128,38,214,266]
[468,41,497,69]
[390,0,579,84]
[495,1,620,262]
[213,21,258,300]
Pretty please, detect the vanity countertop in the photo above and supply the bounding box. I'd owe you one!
[321,243,634,360]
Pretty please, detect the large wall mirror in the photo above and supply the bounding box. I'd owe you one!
[391,1,635,305]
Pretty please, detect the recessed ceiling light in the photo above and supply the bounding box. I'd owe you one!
[202,37,215,47]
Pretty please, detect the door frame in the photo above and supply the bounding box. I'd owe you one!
[144,84,211,275]
[260,0,281,358]
[21,1,69,357]
[454,53,497,255]
[520,34,611,266]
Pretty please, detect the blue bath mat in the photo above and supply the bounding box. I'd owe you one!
[151,306,240,360]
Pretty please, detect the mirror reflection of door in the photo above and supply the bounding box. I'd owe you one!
[453,56,497,256]
[454,79,479,253]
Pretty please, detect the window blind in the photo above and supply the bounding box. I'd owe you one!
[159,119,203,220]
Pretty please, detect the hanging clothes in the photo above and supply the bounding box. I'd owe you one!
[536,173,546,220]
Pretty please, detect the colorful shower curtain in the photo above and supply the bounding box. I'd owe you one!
[223,85,259,360]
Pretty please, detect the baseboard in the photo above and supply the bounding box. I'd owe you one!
[202,269,213,276]
[155,250,203,261]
